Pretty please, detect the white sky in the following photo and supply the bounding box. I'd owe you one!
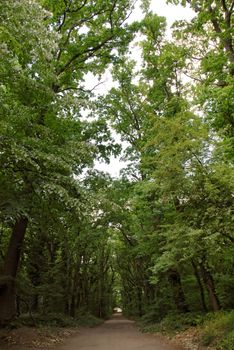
[90,0,195,177]
[149,0,194,29]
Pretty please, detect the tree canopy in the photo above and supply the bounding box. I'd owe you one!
[0,0,233,339]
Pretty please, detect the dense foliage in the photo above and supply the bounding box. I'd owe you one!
[0,0,135,323]
[0,2,233,349]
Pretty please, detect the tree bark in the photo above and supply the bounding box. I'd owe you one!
[70,293,76,317]
[137,286,143,316]
[168,268,189,313]
[0,217,28,324]
[16,294,21,316]
[199,262,221,311]
[191,260,208,312]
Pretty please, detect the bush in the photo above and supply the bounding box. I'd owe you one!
[139,309,234,350]
[75,313,103,327]
[140,324,161,333]
[160,312,205,332]
[139,311,206,334]
[201,333,215,346]
[140,309,163,325]
[9,312,103,328]
[218,330,234,350]
[200,311,234,350]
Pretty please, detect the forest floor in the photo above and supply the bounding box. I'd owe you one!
[0,315,185,350]
[0,326,78,349]
[169,327,215,350]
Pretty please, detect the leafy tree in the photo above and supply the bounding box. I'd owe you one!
[99,8,233,318]
[0,0,136,324]
[0,0,233,329]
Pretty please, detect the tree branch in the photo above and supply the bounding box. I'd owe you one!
[125,94,142,133]
[207,3,234,72]
[230,0,234,13]
[56,8,107,62]
[57,34,115,75]
[57,0,72,32]
[221,0,228,12]
[58,80,105,93]
[183,71,205,83]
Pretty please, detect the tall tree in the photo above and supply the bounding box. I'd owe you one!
[0,0,136,323]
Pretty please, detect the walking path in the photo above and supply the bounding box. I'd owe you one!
[57,315,182,350]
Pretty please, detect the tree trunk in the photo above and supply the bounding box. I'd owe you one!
[70,293,76,317]
[199,262,221,311]
[61,242,71,315]
[137,286,143,316]
[16,294,21,316]
[144,281,155,305]
[168,268,189,313]
[32,295,39,313]
[0,217,28,325]
[191,260,208,312]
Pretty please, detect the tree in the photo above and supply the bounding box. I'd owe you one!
[0,0,136,323]
[170,0,234,140]
[98,9,233,317]
[1,0,233,328]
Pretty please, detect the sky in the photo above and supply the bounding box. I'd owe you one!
[149,0,194,29]
[91,0,195,177]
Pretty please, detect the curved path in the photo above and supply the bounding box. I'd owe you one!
[57,315,182,350]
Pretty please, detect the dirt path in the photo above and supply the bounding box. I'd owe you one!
[56,315,182,350]
[0,315,183,350]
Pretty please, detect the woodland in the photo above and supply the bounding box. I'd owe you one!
[0,0,234,347]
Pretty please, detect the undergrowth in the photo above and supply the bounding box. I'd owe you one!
[9,312,103,329]
[139,310,234,350]
[139,311,205,334]
[200,310,234,350]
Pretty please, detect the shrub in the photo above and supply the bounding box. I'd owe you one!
[218,330,234,350]
[75,313,103,327]
[139,311,206,334]
[200,311,234,349]
[9,312,103,328]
